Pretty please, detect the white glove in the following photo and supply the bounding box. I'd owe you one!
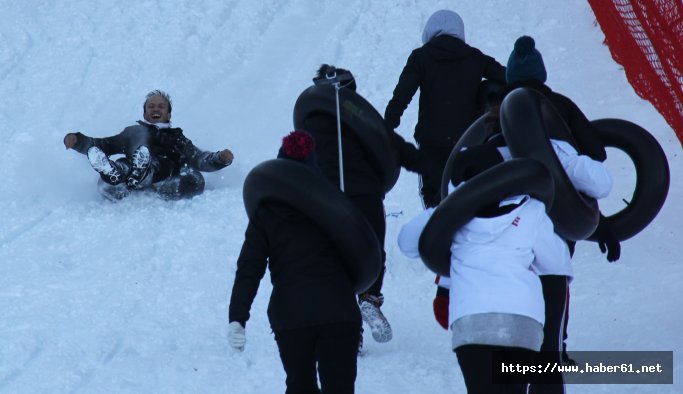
[228,321,246,352]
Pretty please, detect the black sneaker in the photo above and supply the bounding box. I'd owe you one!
[87,146,124,184]
[127,146,151,189]
[359,294,392,343]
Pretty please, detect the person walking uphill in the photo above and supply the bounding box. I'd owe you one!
[384,9,507,208]
[501,36,620,394]
[298,64,433,351]
[228,131,361,394]
[63,90,234,200]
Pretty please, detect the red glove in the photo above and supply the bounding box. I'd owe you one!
[433,286,450,330]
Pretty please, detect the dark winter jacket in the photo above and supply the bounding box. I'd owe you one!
[302,112,385,197]
[499,80,607,162]
[384,35,507,147]
[228,201,361,330]
[71,121,228,182]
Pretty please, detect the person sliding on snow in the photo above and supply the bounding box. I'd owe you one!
[63,90,234,200]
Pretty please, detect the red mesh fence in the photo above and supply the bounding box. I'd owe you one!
[588,0,683,146]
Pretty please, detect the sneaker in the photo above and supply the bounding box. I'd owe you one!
[87,146,123,184]
[127,146,151,189]
[359,294,392,343]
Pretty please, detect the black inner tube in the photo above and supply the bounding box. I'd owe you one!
[243,159,382,293]
[419,158,554,277]
[293,85,400,194]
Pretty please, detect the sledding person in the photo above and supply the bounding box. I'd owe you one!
[63,90,234,200]
[500,36,620,394]
[384,9,507,209]
[397,142,570,394]
[299,64,434,350]
[228,131,361,394]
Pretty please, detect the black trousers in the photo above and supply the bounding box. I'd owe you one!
[455,344,534,394]
[98,167,205,201]
[528,275,569,394]
[274,322,360,394]
[347,194,386,300]
[417,145,453,208]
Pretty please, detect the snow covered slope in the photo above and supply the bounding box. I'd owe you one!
[1,1,680,392]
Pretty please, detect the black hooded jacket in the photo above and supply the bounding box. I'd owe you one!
[71,121,228,181]
[385,35,506,147]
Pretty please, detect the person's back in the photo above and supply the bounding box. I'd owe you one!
[228,130,361,394]
[232,200,360,331]
[384,10,506,207]
[390,35,505,147]
[449,197,565,328]
[302,111,383,196]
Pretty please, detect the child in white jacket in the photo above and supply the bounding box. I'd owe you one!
[398,138,612,393]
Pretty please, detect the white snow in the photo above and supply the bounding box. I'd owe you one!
[1,1,680,393]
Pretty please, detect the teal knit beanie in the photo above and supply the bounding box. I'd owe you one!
[506,36,547,84]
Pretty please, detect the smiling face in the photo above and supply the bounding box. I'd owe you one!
[143,95,171,124]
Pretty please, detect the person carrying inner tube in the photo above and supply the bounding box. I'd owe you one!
[499,36,621,394]
[300,64,434,352]
[397,143,569,394]
[228,130,361,394]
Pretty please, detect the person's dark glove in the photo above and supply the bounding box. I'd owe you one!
[433,286,449,330]
[594,215,620,262]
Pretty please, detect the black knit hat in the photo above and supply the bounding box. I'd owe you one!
[506,36,547,84]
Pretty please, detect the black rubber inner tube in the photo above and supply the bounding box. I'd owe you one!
[589,118,669,241]
[243,159,382,293]
[293,85,400,193]
[500,88,599,241]
[419,158,554,277]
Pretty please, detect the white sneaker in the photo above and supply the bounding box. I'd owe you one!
[127,146,151,189]
[87,146,123,184]
[360,296,392,343]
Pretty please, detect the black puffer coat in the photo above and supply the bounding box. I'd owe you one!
[228,201,361,330]
[71,121,228,181]
[385,35,506,147]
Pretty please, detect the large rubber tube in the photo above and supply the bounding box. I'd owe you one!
[589,118,669,241]
[243,159,382,294]
[440,113,491,200]
[419,158,554,277]
[293,85,400,194]
[501,88,599,241]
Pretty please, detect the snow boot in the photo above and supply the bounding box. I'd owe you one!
[127,146,151,189]
[359,294,392,343]
[87,146,124,184]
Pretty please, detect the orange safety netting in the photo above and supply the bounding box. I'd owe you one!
[588,0,683,146]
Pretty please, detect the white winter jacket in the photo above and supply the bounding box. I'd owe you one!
[398,197,569,329]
